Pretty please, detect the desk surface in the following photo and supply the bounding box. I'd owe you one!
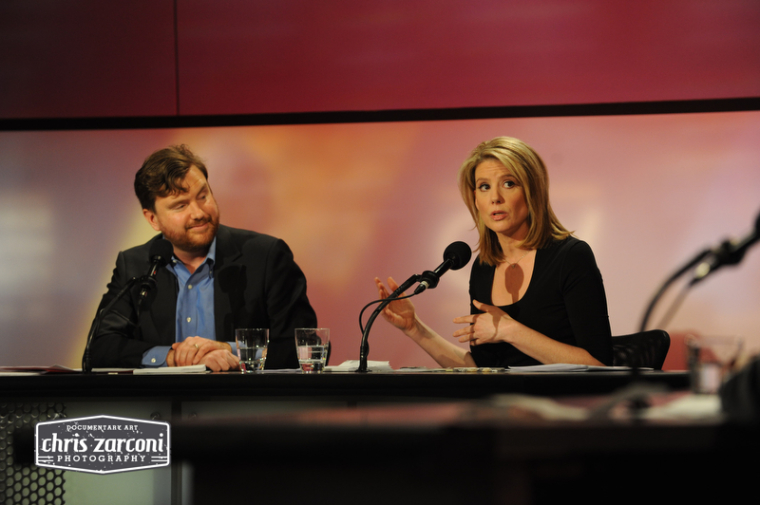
[2,369,689,400]
[171,395,738,455]
[167,395,756,505]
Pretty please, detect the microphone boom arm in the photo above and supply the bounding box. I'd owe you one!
[82,276,140,373]
[639,248,711,332]
[357,273,419,373]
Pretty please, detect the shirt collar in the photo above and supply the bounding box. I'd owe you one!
[167,236,217,274]
[206,237,217,266]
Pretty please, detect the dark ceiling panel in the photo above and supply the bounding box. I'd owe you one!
[0,0,177,118]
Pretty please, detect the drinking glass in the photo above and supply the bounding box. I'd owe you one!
[686,335,743,394]
[295,328,330,373]
[235,328,269,373]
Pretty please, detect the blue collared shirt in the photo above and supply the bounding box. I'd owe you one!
[141,238,236,367]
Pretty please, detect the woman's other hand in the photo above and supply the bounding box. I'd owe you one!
[452,299,513,346]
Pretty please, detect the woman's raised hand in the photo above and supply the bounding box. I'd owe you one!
[374,276,418,335]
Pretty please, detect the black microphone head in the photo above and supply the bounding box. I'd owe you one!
[443,241,472,271]
[149,239,174,266]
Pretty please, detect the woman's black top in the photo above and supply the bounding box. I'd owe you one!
[469,237,612,367]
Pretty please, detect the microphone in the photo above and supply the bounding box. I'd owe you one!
[138,239,174,303]
[413,241,472,295]
[691,210,760,285]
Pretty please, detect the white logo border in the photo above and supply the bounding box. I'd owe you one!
[35,414,171,475]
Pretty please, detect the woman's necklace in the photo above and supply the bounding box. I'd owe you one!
[504,250,531,269]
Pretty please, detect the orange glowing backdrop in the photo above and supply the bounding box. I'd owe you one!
[1,112,759,368]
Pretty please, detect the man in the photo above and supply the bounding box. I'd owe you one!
[89,145,317,371]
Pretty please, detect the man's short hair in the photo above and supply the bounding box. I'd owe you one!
[134,145,209,211]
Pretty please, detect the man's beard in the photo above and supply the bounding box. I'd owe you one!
[163,215,219,254]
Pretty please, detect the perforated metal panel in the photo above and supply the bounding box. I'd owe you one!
[0,403,66,505]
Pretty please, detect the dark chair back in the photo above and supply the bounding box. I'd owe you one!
[611,330,671,370]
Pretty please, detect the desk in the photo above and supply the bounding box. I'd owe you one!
[171,398,757,505]
[4,370,689,505]
[3,369,689,403]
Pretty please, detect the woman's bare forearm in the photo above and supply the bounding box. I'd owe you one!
[505,320,604,366]
[405,316,477,368]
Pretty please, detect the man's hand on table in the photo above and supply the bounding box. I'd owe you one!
[167,337,240,371]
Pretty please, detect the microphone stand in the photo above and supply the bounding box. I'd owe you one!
[638,248,711,332]
[356,274,419,373]
[641,208,760,331]
[82,276,140,374]
[630,248,711,415]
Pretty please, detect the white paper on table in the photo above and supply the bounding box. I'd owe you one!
[508,364,649,372]
[133,364,208,374]
[506,363,588,372]
[642,393,722,420]
[325,360,394,372]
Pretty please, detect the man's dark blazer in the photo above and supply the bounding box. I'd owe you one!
[89,225,317,369]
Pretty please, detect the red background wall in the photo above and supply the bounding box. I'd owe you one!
[2,0,759,119]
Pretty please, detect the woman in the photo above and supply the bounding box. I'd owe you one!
[375,137,612,367]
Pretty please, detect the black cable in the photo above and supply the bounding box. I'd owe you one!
[358,293,416,335]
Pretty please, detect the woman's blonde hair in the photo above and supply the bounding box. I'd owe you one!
[457,136,571,266]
